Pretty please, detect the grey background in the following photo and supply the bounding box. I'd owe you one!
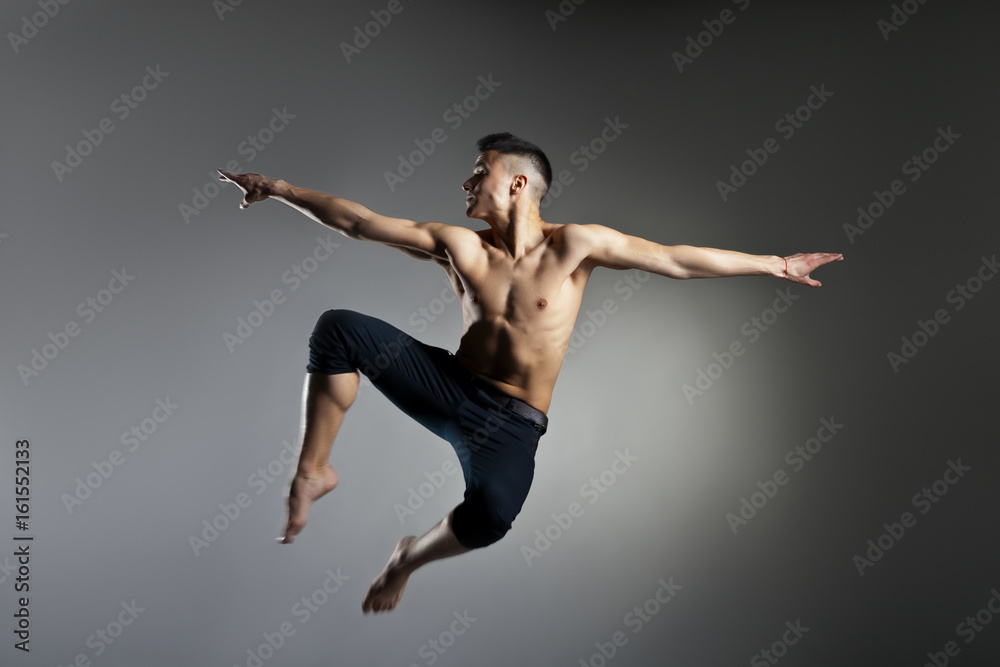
[2,1,998,665]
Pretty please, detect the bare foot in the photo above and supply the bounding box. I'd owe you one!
[280,464,339,544]
[362,536,417,614]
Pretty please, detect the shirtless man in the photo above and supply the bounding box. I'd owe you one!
[218,132,843,614]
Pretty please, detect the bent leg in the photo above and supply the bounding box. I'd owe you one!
[283,371,359,543]
[285,309,467,544]
[306,309,470,441]
[293,308,546,611]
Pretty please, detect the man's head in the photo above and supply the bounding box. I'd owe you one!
[463,133,552,221]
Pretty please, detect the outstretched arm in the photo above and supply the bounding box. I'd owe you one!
[218,169,460,262]
[573,223,843,287]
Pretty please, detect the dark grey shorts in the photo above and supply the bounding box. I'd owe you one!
[306,308,548,548]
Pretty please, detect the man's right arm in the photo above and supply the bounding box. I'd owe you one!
[218,170,456,261]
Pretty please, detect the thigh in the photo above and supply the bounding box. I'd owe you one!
[308,309,470,440]
[452,394,540,499]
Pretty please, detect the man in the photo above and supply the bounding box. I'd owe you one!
[218,132,842,614]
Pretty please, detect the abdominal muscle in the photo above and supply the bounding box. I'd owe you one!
[448,227,592,414]
[454,318,565,414]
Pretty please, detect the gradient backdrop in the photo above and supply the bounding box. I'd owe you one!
[2,1,998,665]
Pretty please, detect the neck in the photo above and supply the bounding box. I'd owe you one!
[486,206,544,259]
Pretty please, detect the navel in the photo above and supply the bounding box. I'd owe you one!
[537,298,548,309]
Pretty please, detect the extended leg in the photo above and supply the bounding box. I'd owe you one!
[362,393,541,612]
[282,371,359,544]
[362,508,471,614]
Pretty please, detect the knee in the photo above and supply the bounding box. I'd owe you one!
[307,309,364,375]
[451,481,525,549]
[314,308,362,333]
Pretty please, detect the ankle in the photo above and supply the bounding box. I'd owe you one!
[391,537,417,573]
[296,461,334,478]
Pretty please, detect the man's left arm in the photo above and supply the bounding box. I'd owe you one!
[572,224,844,287]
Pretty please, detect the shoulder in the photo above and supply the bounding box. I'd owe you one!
[556,223,633,271]
[540,223,612,271]
[559,222,614,239]
[558,223,617,252]
[425,221,486,247]
[430,223,491,265]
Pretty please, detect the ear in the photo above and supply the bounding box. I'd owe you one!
[510,173,528,196]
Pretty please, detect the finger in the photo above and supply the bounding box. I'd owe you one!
[809,254,841,269]
[220,170,251,193]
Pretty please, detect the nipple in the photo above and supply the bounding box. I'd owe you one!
[537,298,547,309]
[471,294,478,304]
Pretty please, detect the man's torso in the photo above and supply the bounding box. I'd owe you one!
[437,222,595,414]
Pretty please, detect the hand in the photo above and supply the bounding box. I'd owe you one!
[217,169,279,210]
[782,252,844,288]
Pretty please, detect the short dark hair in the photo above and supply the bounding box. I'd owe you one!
[476,132,552,200]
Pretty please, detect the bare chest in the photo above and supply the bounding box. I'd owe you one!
[449,235,587,326]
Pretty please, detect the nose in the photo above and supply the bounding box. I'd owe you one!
[462,179,472,193]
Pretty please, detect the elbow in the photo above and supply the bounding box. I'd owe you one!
[659,259,691,280]
[346,213,368,241]
[656,245,691,280]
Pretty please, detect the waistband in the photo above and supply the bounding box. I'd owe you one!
[470,375,548,435]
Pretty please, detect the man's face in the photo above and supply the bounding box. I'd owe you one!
[462,151,509,220]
